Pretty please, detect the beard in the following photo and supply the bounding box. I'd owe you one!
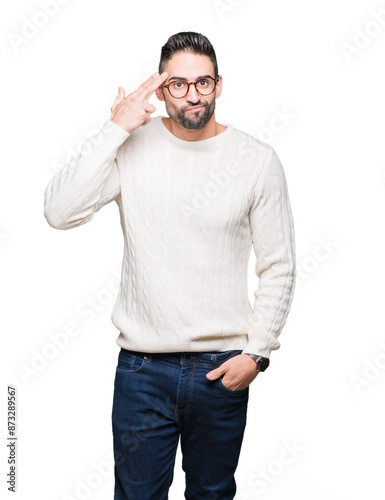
[165,97,216,130]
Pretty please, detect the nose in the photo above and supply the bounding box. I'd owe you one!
[186,82,200,101]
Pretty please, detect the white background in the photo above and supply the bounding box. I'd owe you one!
[1,0,385,499]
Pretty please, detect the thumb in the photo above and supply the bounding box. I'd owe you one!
[116,86,126,103]
[206,367,224,380]
[111,87,125,116]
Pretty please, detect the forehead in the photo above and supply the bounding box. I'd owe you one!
[163,51,215,79]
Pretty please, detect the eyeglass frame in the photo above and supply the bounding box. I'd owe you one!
[162,75,220,99]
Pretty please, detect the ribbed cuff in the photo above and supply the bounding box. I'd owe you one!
[98,119,130,150]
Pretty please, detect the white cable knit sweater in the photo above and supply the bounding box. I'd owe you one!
[43,116,296,358]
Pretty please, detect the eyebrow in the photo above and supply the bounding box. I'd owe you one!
[168,74,214,82]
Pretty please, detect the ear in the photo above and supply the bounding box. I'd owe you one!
[155,86,165,102]
[215,75,223,99]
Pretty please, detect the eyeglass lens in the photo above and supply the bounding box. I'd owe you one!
[168,78,215,98]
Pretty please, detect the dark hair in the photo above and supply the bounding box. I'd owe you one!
[158,31,218,78]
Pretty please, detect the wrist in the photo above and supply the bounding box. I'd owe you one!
[243,353,270,372]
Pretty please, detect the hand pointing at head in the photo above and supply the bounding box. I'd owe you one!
[110,72,168,134]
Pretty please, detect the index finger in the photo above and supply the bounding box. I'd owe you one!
[140,72,168,101]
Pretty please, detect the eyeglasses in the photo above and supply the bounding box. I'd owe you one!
[162,76,219,99]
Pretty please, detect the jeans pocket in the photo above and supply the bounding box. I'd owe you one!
[216,351,249,394]
[116,351,148,374]
[218,374,249,394]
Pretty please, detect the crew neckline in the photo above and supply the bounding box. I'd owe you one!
[154,115,234,149]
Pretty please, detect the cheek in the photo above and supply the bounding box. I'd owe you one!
[170,102,184,113]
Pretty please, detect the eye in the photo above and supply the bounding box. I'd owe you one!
[172,81,186,89]
[197,79,209,87]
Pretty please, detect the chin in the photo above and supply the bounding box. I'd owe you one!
[182,122,206,130]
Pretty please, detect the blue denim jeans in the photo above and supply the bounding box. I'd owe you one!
[111,348,249,500]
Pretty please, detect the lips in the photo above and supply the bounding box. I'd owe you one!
[187,105,203,112]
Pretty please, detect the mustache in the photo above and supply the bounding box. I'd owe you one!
[184,103,206,111]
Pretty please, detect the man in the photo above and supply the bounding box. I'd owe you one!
[44,32,296,500]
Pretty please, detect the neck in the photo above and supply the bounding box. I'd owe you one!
[162,114,227,142]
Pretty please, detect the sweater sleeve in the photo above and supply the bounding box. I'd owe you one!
[43,119,130,230]
[243,148,296,359]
